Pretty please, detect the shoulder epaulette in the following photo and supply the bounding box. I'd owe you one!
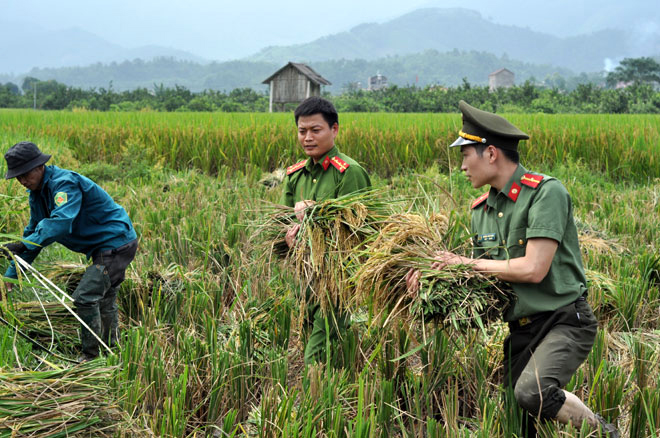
[471,191,489,209]
[520,173,544,189]
[286,160,307,175]
[330,156,350,173]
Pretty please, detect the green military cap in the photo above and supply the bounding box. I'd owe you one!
[450,100,529,151]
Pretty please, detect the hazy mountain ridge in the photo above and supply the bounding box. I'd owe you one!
[0,21,206,74]
[247,8,654,72]
[0,50,578,93]
[1,7,657,91]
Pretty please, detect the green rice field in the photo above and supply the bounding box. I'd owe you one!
[0,109,658,437]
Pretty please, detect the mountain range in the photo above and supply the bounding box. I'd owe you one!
[0,20,205,75]
[247,8,657,73]
[1,8,659,90]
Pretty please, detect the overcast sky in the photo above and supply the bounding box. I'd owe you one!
[5,0,659,61]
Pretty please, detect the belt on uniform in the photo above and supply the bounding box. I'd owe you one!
[508,311,553,331]
[94,239,137,258]
[509,293,587,331]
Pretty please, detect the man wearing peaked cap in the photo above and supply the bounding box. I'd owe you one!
[449,100,529,150]
[279,97,371,366]
[407,101,618,437]
[2,141,138,362]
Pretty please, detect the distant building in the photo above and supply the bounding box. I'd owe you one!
[262,62,331,112]
[489,68,515,92]
[615,81,633,89]
[368,73,388,91]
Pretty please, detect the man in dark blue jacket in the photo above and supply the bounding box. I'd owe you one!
[2,141,138,360]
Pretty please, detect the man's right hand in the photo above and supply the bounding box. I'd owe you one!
[1,242,27,259]
[285,223,301,248]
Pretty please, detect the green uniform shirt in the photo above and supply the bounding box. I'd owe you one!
[471,165,587,322]
[279,146,371,207]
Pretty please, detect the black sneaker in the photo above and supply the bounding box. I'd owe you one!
[594,414,620,438]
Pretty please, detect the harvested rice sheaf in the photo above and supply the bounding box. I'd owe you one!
[6,301,79,353]
[258,190,392,313]
[353,213,513,331]
[259,191,512,328]
[43,262,87,294]
[575,217,624,256]
[0,360,127,437]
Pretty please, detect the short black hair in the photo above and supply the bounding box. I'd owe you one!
[474,144,520,164]
[294,97,338,127]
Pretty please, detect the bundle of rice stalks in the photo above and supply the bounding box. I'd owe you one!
[42,263,87,294]
[575,218,624,256]
[5,301,79,354]
[0,360,125,437]
[353,213,512,331]
[258,190,393,313]
[259,168,286,188]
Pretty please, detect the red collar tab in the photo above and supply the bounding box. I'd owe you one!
[286,160,307,175]
[520,173,544,189]
[508,182,521,202]
[471,191,489,209]
[321,155,331,171]
[330,156,349,173]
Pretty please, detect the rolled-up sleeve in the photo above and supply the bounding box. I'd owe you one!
[526,180,570,243]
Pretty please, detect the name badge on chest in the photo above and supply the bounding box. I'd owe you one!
[477,233,497,242]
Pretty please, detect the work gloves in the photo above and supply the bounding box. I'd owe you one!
[1,242,27,259]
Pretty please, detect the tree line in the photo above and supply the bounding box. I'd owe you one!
[1,58,658,114]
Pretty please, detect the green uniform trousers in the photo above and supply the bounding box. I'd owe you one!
[303,303,350,365]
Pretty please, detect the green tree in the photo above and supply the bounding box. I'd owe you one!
[21,77,39,94]
[606,57,660,88]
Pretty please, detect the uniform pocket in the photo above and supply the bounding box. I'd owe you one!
[506,228,527,259]
[574,298,598,329]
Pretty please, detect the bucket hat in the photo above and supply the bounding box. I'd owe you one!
[4,141,51,179]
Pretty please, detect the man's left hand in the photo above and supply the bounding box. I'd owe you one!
[294,200,316,222]
[431,250,472,270]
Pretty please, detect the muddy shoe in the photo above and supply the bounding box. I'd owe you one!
[594,414,620,438]
[77,353,98,363]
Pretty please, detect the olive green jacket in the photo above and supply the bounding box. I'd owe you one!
[280,146,371,207]
[471,165,587,321]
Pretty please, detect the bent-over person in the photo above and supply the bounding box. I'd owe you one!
[2,141,138,361]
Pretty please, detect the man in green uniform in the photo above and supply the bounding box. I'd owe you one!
[280,96,371,364]
[406,101,618,436]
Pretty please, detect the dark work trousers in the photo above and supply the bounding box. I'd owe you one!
[503,296,598,437]
[72,239,138,358]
